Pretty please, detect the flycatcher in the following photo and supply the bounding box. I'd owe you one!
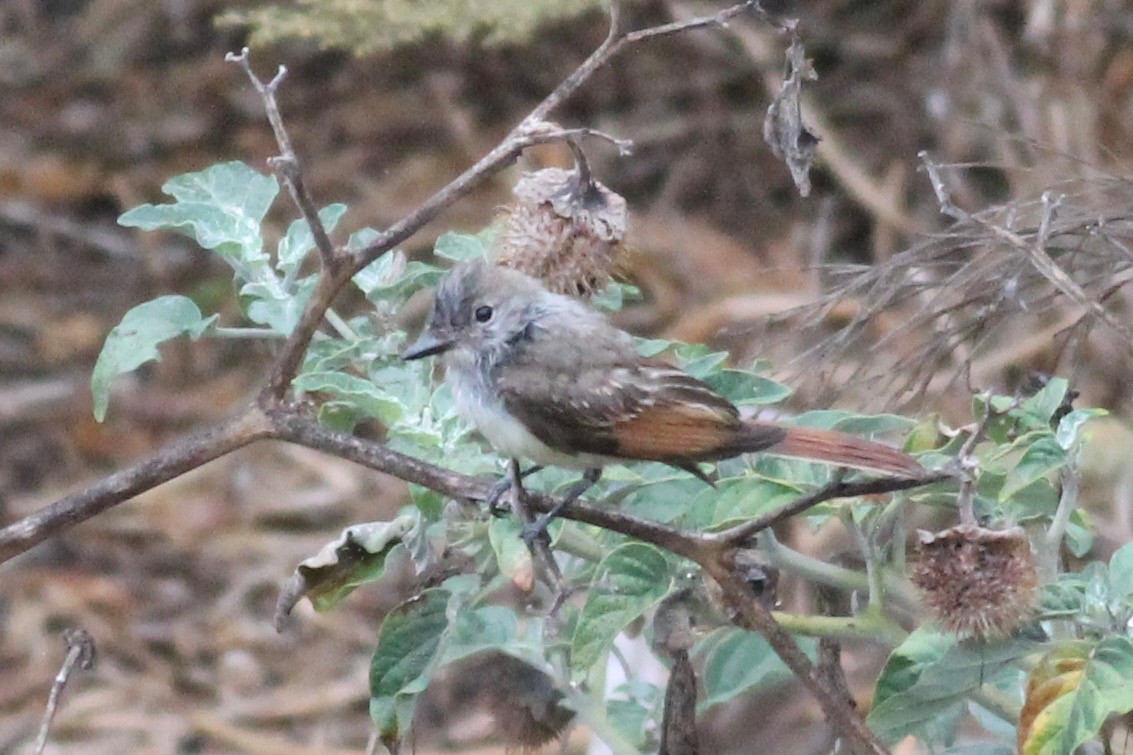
[403,261,923,541]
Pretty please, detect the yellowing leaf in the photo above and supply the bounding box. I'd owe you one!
[1019,638,1133,754]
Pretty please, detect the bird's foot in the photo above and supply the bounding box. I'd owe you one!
[520,515,553,550]
[484,476,514,518]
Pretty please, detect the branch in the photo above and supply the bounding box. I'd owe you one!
[712,470,951,547]
[35,629,95,755]
[703,559,890,755]
[0,408,272,563]
[919,151,1133,350]
[348,0,760,273]
[226,48,336,269]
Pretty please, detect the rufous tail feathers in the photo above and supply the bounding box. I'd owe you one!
[748,422,925,478]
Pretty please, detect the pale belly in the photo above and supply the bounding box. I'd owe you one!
[452,379,611,470]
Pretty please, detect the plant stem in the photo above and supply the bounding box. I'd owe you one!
[770,611,907,647]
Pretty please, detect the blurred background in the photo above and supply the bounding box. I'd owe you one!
[3,0,1133,752]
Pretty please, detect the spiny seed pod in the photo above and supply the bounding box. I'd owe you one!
[910,524,1037,640]
[495,142,627,297]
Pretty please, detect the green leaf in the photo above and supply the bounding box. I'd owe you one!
[1001,435,1066,501]
[293,370,403,425]
[489,517,535,592]
[243,274,317,335]
[681,476,801,530]
[1108,543,1133,607]
[1018,378,1069,429]
[1055,408,1106,450]
[792,410,916,436]
[433,231,486,262]
[607,681,662,749]
[90,295,217,421]
[1020,637,1133,754]
[278,513,418,616]
[872,627,957,708]
[703,369,792,406]
[276,203,347,275]
[370,588,453,739]
[698,628,810,710]
[867,634,1040,745]
[119,161,278,281]
[571,543,674,679]
[592,282,641,312]
[353,250,443,303]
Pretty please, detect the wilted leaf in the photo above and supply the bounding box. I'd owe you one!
[119,161,278,282]
[275,513,418,626]
[763,31,819,197]
[571,543,674,678]
[1019,638,1133,754]
[90,295,217,421]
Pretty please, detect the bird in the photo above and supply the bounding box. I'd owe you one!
[403,261,924,544]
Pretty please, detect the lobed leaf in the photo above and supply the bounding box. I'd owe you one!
[119,161,278,282]
[276,203,347,275]
[90,295,217,421]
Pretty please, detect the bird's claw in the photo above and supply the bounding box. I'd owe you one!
[485,477,514,518]
[521,516,552,550]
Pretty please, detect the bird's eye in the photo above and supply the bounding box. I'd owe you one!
[474,305,493,323]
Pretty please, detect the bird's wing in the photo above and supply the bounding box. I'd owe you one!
[496,359,743,461]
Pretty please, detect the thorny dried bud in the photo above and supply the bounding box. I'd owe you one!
[495,142,627,297]
[910,524,1037,640]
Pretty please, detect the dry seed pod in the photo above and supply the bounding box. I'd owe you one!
[910,524,1037,640]
[495,142,627,297]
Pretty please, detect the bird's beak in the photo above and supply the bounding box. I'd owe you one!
[401,331,454,360]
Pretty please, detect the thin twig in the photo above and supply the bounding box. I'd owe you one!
[1043,460,1081,577]
[952,392,1014,527]
[36,629,96,755]
[920,151,1133,350]
[226,48,337,269]
[712,470,950,547]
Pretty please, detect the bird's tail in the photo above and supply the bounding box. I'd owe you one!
[743,421,925,478]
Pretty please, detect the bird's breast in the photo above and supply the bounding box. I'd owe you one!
[448,368,602,469]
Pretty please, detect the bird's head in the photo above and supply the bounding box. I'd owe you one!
[402,260,549,365]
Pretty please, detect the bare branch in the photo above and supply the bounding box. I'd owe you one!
[920,151,1133,350]
[349,1,760,273]
[35,629,96,755]
[0,408,272,563]
[227,47,336,269]
[712,470,951,547]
